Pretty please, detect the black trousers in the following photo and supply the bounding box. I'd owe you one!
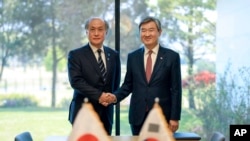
[99,111,112,135]
[130,111,149,135]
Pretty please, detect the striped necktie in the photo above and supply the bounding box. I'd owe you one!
[97,49,106,82]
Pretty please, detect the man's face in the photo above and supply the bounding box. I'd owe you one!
[86,19,106,48]
[140,21,161,49]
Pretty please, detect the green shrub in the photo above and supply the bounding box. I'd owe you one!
[194,65,250,140]
[0,94,38,107]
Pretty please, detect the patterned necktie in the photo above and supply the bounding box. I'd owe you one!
[146,50,153,83]
[97,49,106,82]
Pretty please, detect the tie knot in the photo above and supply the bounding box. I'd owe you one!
[148,50,153,55]
[97,49,102,55]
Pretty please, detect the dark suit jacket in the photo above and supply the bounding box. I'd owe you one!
[67,43,121,127]
[115,46,182,126]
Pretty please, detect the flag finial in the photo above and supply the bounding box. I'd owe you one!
[84,98,89,103]
[139,96,175,141]
[155,97,159,103]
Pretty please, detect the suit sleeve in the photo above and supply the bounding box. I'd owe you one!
[170,53,182,120]
[114,54,133,102]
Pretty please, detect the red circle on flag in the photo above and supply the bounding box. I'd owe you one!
[77,133,98,141]
[145,137,158,141]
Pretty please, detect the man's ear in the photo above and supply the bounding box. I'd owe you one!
[105,30,110,39]
[159,29,162,36]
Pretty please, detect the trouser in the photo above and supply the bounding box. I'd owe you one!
[130,111,149,135]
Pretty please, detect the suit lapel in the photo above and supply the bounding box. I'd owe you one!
[103,47,111,80]
[150,46,165,82]
[138,48,148,83]
[84,45,102,76]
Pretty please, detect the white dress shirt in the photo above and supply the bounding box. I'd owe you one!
[144,44,159,72]
[89,43,107,69]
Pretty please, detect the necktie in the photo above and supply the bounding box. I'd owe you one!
[146,50,153,83]
[97,49,106,82]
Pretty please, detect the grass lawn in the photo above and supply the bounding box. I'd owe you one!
[0,107,71,141]
[0,106,200,141]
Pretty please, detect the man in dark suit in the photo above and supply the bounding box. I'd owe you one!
[110,16,182,135]
[67,17,121,135]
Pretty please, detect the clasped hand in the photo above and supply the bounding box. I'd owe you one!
[98,92,116,106]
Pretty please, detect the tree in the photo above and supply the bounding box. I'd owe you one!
[0,0,50,82]
[14,0,51,59]
[0,0,23,81]
[152,0,216,109]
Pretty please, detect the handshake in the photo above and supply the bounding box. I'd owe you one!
[98,92,117,106]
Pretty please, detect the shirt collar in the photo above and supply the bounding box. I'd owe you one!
[144,44,159,55]
[89,43,104,53]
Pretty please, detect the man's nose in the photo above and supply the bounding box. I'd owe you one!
[94,30,98,35]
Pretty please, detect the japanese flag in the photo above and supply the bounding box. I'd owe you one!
[67,100,111,141]
[138,98,176,141]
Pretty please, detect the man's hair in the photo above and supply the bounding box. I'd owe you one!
[139,16,162,31]
[84,17,109,31]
